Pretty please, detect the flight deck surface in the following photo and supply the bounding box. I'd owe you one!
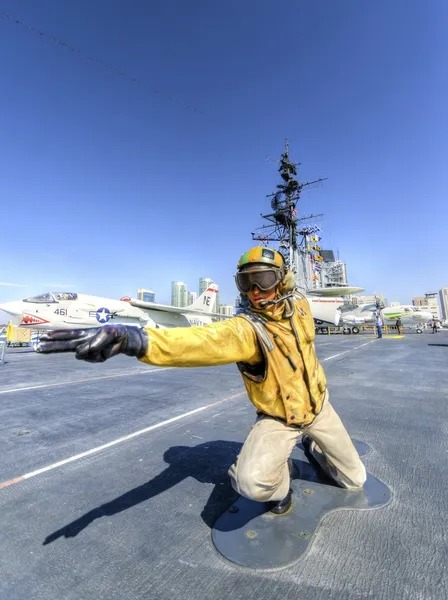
[0,331,447,599]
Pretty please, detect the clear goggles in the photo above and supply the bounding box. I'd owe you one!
[235,268,282,293]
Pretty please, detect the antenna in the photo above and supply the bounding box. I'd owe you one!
[252,140,327,292]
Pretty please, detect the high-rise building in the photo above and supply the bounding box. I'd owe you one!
[188,291,197,305]
[171,281,188,307]
[351,294,387,308]
[424,292,441,319]
[439,288,448,322]
[199,277,213,294]
[137,288,155,303]
[412,296,428,307]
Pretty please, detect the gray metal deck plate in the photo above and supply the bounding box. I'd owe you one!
[212,441,391,570]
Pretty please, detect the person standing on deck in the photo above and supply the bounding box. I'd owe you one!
[375,314,383,338]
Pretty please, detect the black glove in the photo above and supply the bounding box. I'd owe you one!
[37,325,148,363]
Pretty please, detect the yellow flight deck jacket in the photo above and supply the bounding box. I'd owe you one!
[139,294,327,427]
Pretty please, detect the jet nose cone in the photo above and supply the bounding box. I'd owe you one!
[0,301,23,317]
[0,302,25,326]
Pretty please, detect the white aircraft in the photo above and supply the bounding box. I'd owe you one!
[341,303,433,333]
[306,296,343,327]
[305,286,365,327]
[0,281,358,331]
[0,285,220,331]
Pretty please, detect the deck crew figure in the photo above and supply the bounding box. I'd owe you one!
[38,246,366,515]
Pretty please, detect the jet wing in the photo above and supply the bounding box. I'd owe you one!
[138,308,191,328]
[130,299,225,320]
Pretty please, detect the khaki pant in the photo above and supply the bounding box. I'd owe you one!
[228,392,367,502]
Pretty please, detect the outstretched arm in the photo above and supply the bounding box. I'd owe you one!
[37,319,262,367]
[37,325,148,363]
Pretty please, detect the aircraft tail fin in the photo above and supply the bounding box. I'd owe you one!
[187,284,218,313]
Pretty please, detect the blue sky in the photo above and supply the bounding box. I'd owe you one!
[1,0,447,316]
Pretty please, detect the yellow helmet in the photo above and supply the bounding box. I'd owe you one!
[237,246,284,272]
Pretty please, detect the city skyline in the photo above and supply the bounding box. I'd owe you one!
[1,265,446,325]
[135,275,447,313]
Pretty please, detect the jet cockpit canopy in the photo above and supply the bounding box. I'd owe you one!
[23,292,78,303]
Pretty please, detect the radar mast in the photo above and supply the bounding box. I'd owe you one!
[251,141,326,293]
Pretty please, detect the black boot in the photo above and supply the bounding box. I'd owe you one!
[267,488,293,515]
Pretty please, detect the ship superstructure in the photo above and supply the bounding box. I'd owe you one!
[251,142,362,300]
[251,141,326,293]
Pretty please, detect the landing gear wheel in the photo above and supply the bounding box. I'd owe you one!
[352,326,360,334]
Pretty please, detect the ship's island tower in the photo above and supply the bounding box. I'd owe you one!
[251,142,326,293]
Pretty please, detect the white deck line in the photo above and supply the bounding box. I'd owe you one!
[322,339,375,361]
[0,391,246,488]
[0,367,173,394]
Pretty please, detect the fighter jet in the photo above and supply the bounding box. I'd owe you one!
[0,285,220,331]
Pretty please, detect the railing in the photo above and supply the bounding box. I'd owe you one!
[316,325,424,336]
